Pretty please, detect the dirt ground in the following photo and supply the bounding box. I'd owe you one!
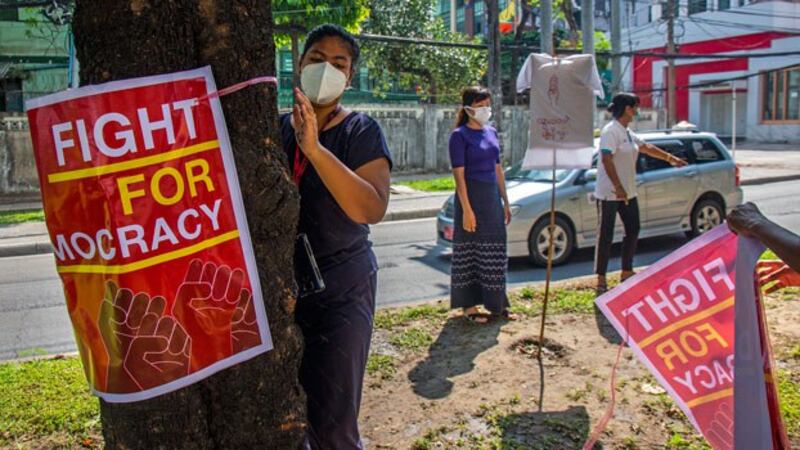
[359,285,800,450]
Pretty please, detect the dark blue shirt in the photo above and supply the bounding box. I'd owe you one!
[281,112,392,295]
[448,125,501,183]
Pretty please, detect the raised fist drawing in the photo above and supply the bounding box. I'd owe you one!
[231,288,260,353]
[706,401,733,450]
[757,260,800,294]
[172,259,252,370]
[98,281,191,393]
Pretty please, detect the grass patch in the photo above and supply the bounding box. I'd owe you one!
[397,177,455,192]
[760,249,778,260]
[0,356,100,447]
[0,209,45,225]
[366,354,397,381]
[778,369,800,438]
[665,432,711,450]
[773,287,800,302]
[416,400,589,449]
[509,287,596,317]
[374,302,449,330]
[390,328,434,352]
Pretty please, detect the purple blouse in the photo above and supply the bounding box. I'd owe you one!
[448,125,501,183]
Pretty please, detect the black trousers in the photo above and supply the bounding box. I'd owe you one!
[296,273,377,450]
[594,197,640,276]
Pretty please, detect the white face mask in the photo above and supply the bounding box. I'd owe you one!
[467,106,492,126]
[300,61,348,106]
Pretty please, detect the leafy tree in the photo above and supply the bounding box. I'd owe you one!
[360,0,485,104]
[272,0,370,86]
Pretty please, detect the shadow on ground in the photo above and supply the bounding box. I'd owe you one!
[409,316,502,399]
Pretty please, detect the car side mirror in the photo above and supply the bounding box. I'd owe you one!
[577,169,597,185]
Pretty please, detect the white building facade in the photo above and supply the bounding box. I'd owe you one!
[618,0,800,142]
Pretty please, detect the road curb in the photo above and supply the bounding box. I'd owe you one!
[1,174,796,258]
[0,207,445,258]
[0,241,53,258]
[741,174,800,186]
[382,207,441,222]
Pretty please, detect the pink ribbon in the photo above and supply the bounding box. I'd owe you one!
[198,76,278,101]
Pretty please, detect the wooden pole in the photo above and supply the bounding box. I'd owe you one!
[536,56,560,409]
[537,140,557,361]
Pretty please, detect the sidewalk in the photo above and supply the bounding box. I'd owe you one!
[1,147,799,258]
[0,189,454,258]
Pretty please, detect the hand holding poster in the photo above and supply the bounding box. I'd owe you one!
[595,225,789,449]
[25,67,271,402]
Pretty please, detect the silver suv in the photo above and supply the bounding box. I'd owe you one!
[436,130,743,266]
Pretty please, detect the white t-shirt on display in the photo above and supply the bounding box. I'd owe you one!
[515,53,605,169]
[595,120,643,201]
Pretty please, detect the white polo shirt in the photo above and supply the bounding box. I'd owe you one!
[595,120,643,201]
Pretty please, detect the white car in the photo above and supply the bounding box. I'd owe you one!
[437,130,743,266]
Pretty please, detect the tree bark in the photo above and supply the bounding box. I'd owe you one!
[72,1,306,448]
[514,0,532,42]
[562,0,580,46]
[291,31,301,89]
[428,73,438,105]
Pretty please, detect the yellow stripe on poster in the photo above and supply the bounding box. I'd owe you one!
[638,297,734,349]
[56,230,239,274]
[685,388,733,408]
[47,140,220,183]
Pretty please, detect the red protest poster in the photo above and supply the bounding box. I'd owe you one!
[25,66,271,403]
[596,225,789,449]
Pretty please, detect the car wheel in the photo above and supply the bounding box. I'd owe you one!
[528,216,574,267]
[687,198,724,238]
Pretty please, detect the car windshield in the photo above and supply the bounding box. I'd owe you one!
[504,163,571,183]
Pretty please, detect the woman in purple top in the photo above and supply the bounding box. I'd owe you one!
[449,86,517,324]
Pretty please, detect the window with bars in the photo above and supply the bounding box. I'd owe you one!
[0,7,19,21]
[762,67,800,122]
[660,0,680,19]
[688,0,707,14]
[474,0,485,35]
[0,78,23,112]
[439,0,452,24]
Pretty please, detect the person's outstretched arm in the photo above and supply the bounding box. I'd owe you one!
[728,202,800,273]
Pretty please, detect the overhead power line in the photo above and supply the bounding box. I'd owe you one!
[688,16,800,34]
[632,61,800,93]
[356,33,800,60]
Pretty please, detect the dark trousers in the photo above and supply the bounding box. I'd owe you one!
[594,197,640,276]
[296,273,377,450]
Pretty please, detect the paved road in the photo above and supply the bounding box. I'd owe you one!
[2,181,799,360]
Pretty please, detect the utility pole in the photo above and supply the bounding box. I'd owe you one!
[487,0,504,135]
[582,0,595,56]
[666,0,677,127]
[581,0,596,130]
[732,84,737,159]
[611,0,622,91]
[541,0,554,54]
[451,0,457,32]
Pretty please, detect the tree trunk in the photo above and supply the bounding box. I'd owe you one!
[72,1,306,448]
[428,73,438,105]
[562,0,580,46]
[291,31,301,90]
[514,0,531,42]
